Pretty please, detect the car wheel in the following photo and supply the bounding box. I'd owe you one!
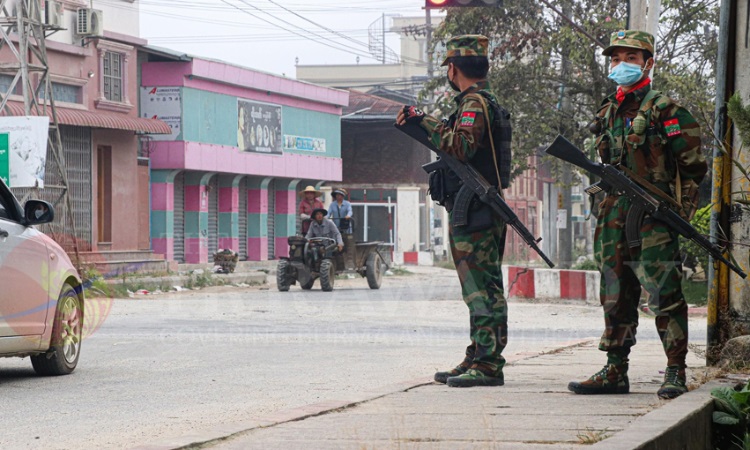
[277,259,290,292]
[319,259,335,292]
[366,253,384,289]
[31,283,82,376]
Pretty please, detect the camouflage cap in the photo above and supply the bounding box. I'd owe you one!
[602,30,655,56]
[440,34,489,66]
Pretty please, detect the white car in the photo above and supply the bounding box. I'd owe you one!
[0,177,84,375]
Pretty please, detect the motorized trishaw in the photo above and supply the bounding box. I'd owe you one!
[276,233,389,292]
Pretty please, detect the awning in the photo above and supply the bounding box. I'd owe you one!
[1,102,172,134]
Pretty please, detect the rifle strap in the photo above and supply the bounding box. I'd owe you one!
[465,93,502,191]
[617,164,682,210]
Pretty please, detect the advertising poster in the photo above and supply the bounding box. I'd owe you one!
[0,116,49,188]
[238,99,282,155]
[140,87,182,141]
[283,134,326,153]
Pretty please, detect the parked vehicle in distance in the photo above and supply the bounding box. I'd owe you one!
[0,177,84,375]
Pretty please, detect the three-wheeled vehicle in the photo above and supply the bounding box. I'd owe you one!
[276,234,388,292]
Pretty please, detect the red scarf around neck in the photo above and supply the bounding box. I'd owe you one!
[616,77,651,104]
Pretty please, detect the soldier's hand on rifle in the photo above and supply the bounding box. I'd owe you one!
[396,105,424,126]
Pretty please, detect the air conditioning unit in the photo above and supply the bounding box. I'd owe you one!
[76,8,103,37]
[44,1,65,28]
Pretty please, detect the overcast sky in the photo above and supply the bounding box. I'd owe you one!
[131,0,431,78]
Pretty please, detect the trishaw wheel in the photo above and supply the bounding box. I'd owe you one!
[320,259,335,292]
[277,259,291,292]
[366,253,384,289]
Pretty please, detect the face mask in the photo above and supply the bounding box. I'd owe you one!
[35,208,44,219]
[449,79,460,92]
[608,61,646,86]
[448,68,461,92]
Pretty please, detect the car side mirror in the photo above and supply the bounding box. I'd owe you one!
[24,200,54,225]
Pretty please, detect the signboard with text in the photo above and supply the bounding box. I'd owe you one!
[283,134,326,153]
[140,87,182,141]
[238,99,282,155]
[0,116,49,188]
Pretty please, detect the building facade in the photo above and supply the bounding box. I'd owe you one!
[296,16,442,100]
[141,59,347,263]
[337,90,431,261]
[0,0,170,271]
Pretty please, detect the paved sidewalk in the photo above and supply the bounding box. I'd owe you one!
[136,338,721,450]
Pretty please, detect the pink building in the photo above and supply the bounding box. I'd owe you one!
[142,57,347,263]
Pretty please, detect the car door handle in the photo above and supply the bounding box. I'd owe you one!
[0,229,8,239]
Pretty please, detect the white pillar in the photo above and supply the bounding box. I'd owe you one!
[396,186,420,253]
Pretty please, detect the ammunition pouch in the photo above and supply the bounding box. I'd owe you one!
[427,168,462,210]
[452,199,494,234]
[678,179,700,221]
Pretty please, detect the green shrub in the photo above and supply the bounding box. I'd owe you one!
[682,204,711,275]
[711,379,750,449]
[682,279,708,306]
[572,258,598,271]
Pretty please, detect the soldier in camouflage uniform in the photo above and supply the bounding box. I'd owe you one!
[568,30,707,399]
[396,35,511,388]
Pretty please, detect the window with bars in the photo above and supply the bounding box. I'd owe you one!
[0,74,18,96]
[40,82,82,104]
[103,51,123,103]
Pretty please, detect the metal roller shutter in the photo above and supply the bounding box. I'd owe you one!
[208,175,219,257]
[173,172,185,263]
[238,177,247,260]
[267,180,275,259]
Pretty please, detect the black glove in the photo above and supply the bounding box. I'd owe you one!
[402,105,425,125]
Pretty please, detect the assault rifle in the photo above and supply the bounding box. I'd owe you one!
[395,122,555,268]
[545,135,747,279]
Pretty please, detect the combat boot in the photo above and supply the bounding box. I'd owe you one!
[446,367,504,388]
[434,359,472,384]
[568,363,629,395]
[657,365,687,399]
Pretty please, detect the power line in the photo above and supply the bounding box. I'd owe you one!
[97,0,430,68]
[217,0,394,64]
[264,0,372,50]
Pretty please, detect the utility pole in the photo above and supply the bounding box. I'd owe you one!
[629,0,660,33]
[0,0,81,268]
[629,0,648,30]
[557,1,574,269]
[425,7,433,79]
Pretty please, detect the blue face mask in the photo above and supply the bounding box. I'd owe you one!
[608,62,646,87]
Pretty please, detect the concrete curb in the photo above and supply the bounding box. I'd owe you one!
[504,265,599,303]
[592,379,730,450]
[131,339,596,450]
[104,271,268,292]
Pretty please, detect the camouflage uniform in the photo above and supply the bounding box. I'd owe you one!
[418,35,510,386]
[569,30,707,399]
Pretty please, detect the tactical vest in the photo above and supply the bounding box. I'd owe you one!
[593,89,676,193]
[451,90,513,189]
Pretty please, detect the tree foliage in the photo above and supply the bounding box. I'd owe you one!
[421,0,719,186]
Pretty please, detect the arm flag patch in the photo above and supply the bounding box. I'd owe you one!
[459,112,476,127]
[663,118,681,137]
